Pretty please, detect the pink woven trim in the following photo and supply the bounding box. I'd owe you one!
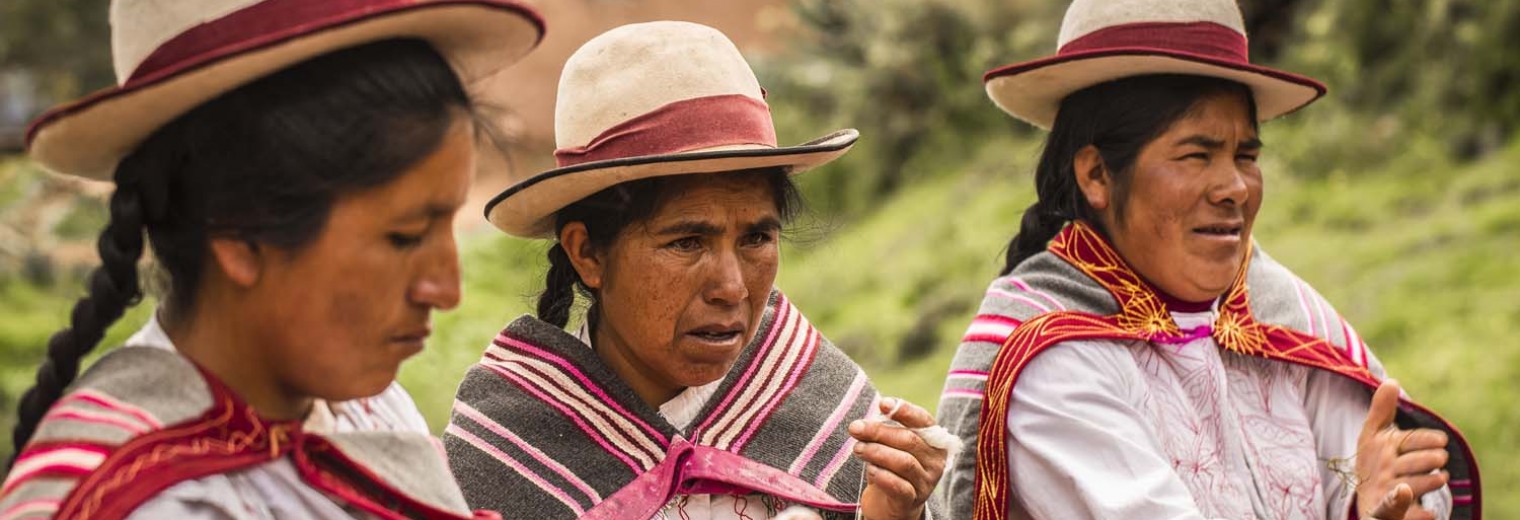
[444,423,587,515]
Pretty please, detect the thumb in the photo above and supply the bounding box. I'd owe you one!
[1369,483,1414,520]
[1362,379,1402,439]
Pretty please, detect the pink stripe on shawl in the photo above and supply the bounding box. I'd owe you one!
[453,401,603,503]
[445,424,587,515]
[947,370,989,381]
[788,370,869,475]
[0,499,59,520]
[37,410,149,435]
[478,363,645,472]
[986,288,1052,314]
[1007,277,1067,310]
[483,353,661,467]
[56,390,162,429]
[696,297,794,435]
[709,303,807,447]
[940,388,985,399]
[1292,279,1318,336]
[813,437,858,489]
[730,324,821,451]
[2,443,108,495]
[494,335,668,445]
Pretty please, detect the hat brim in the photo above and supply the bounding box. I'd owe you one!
[485,129,859,237]
[25,0,544,179]
[984,48,1327,129]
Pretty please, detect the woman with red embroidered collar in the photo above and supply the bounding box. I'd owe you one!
[0,1,543,518]
[933,1,1480,519]
[445,21,951,520]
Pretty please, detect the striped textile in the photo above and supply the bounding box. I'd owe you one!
[445,291,879,519]
[0,347,486,520]
[934,222,1480,520]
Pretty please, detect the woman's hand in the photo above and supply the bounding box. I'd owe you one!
[1356,380,1450,520]
[849,397,947,520]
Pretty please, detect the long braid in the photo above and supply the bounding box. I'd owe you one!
[537,244,581,328]
[8,162,154,464]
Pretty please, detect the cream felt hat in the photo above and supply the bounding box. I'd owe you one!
[984,0,1327,129]
[485,21,859,237]
[24,0,545,179]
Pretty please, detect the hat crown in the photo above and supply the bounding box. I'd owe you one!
[553,21,766,149]
[110,0,264,84]
[1056,0,1246,49]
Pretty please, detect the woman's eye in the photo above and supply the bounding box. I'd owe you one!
[1236,153,1259,163]
[742,232,775,247]
[667,237,702,251]
[388,232,425,249]
[1182,152,1209,161]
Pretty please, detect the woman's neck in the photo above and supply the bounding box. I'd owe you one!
[160,305,314,421]
[588,321,682,408]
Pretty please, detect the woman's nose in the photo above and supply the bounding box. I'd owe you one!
[410,235,462,310]
[704,250,748,305]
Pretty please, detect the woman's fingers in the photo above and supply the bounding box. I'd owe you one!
[1397,429,1449,453]
[1367,482,1414,520]
[1361,380,1403,441]
[1397,471,1449,498]
[1393,448,1449,477]
[878,397,935,429]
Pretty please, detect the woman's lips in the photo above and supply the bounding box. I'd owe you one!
[686,323,744,347]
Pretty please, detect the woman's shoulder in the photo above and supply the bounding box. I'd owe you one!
[37,347,212,444]
[980,251,1120,322]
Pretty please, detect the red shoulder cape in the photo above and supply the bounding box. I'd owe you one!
[971,222,1480,520]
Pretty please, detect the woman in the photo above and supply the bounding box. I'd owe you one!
[444,22,949,520]
[933,1,1480,519]
[0,1,543,518]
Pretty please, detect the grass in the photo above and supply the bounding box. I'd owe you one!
[0,137,1514,514]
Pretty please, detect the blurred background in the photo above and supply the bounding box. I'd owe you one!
[2,0,1516,511]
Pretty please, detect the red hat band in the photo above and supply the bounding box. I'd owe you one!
[128,0,543,85]
[1058,21,1248,63]
[553,94,778,168]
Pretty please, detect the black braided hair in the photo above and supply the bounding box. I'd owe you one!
[1000,74,1259,275]
[535,168,802,329]
[9,38,475,462]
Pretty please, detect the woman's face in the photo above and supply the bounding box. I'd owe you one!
[241,120,472,405]
[569,173,781,406]
[1084,92,1262,302]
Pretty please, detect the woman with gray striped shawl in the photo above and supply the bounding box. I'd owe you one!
[445,21,949,520]
[934,1,1479,519]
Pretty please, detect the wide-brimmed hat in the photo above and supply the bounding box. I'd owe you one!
[485,21,859,237]
[984,0,1326,129]
[25,0,546,179]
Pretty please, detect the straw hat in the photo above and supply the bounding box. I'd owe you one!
[485,21,859,237]
[984,0,1326,129]
[25,0,546,179]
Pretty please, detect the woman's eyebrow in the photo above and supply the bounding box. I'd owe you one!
[391,203,457,225]
[745,217,783,233]
[654,220,724,236]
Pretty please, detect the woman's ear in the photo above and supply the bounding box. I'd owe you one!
[1073,145,1112,211]
[208,238,262,287]
[559,222,604,290]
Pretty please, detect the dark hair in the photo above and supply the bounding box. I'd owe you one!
[536,168,803,328]
[10,39,473,460]
[1000,74,1258,275]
